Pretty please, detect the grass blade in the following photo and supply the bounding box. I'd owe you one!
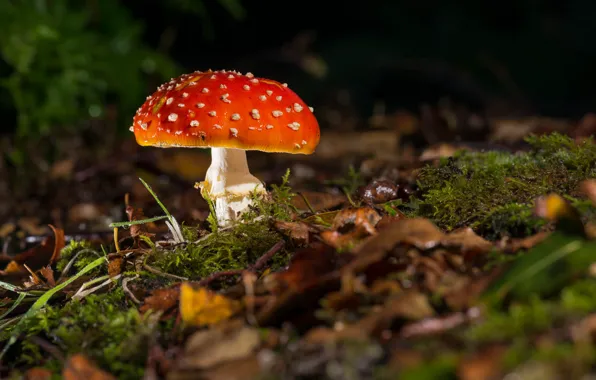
[109,215,169,228]
[0,256,106,360]
[138,177,172,221]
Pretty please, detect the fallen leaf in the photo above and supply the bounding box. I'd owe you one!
[320,207,381,249]
[342,218,445,276]
[63,354,116,380]
[126,205,155,241]
[179,283,241,326]
[39,266,56,287]
[1,225,65,276]
[273,220,316,245]
[24,367,53,380]
[176,324,260,369]
[265,243,337,293]
[441,227,493,256]
[107,258,123,278]
[140,286,180,315]
[457,345,506,380]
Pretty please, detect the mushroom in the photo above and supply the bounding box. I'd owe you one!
[130,70,320,226]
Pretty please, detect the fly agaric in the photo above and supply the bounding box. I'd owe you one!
[130,70,320,226]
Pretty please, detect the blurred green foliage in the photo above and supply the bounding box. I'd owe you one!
[0,0,242,139]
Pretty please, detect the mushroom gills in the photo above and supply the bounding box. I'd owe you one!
[199,147,265,226]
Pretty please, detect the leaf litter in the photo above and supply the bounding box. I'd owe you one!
[0,133,596,379]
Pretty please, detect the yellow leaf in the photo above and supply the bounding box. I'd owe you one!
[179,282,240,326]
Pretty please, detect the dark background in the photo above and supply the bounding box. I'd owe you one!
[1,0,595,141]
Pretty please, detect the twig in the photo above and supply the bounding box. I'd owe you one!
[142,262,188,281]
[72,274,121,301]
[27,336,65,362]
[122,275,141,304]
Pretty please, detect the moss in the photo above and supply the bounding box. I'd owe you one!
[1,289,156,378]
[149,170,299,279]
[56,240,107,277]
[151,220,287,278]
[414,133,596,237]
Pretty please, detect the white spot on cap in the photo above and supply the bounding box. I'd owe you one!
[129,126,134,132]
[259,95,266,101]
[282,83,288,87]
[250,109,261,120]
[250,79,259,84]
[202,88,209,93]
[220,93,231,103]
[141,123,148,130]
[266,124,274,129]
[166,97,174,105]
[208,111,216,117]
[175,130,183,135]
[275,96,282,101]
[214,124,222,129]
[302,140,307,145]
[309,106,314,112]
[293,103,303,112]
[228,74,234,79]
[295,143,301,149]
[230,127,238,137]
[243,85,250,91]
[286,107,292,112]
[177,103,185,108]
[196,103,205,108]
[167,85,174,90]
[231,113,241,121]
[190,120,199,127]
[210,75,216,79]
[220,84,227,89]
[168,113,178,122]
[287,122,300,130]
[182,92,189,98]
[272,110,283,117]
[246,72,254,78]
[248,126,256,130]
[266,90,273,96]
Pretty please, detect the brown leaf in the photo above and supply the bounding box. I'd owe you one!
[457,345,506,380]
[107,258,123,278]
[291,191,346,212]
[140,286,180,315]
[320,207,381,250]
[125,206,155,240]
[265,243,337,293]
[63,354,116,380]
[273,220,315,245]
[1,225,65,276]
[342,218,445,276]
[307,290,434,344]
[24,367,53,380]
[441,227,493,256]
[176,324,260,370]
[38,266,56,287]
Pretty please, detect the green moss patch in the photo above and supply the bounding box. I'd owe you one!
[414,133,596,238]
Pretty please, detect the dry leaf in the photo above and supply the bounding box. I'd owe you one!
[140,286,180,315]
[291,191,346,212]
[177,325,260,369]
[357,180,400,204]
[63,354,116,380]
[24,367,53,380]
[179,283,240,327]
[107,258,123,278]
[273,221,315,245]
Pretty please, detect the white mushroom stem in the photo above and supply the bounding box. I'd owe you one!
[199,147,265,227]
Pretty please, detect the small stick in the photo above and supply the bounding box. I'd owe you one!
[142,262,189,281]
[122,275,141,304]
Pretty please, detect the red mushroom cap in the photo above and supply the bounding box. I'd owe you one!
[130,70,320,154]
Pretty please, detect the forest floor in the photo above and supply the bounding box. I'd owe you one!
[1,111,596,379]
